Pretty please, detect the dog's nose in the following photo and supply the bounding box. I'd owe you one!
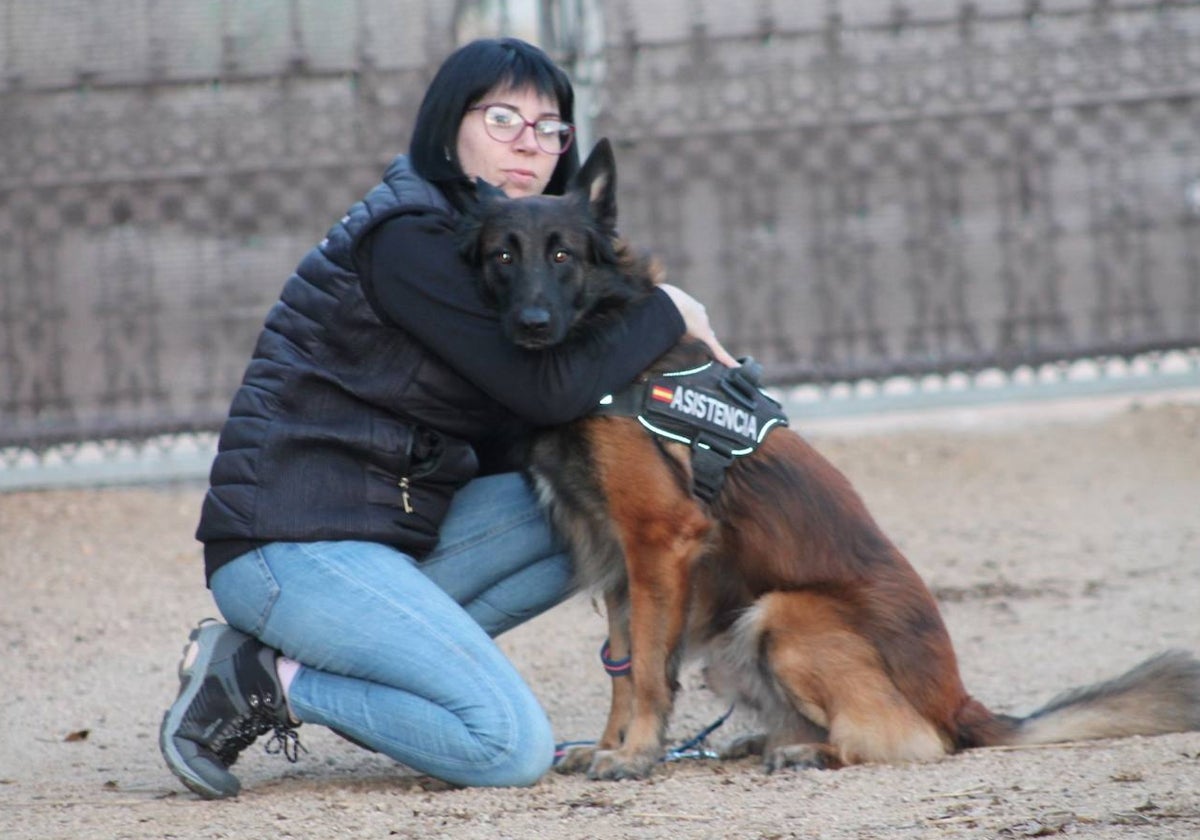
[517,307,552,336]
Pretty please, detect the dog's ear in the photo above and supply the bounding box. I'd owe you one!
[573,138,617,232]
[461,176,508,216]
[474,176,508,204]
[457,177,508,266]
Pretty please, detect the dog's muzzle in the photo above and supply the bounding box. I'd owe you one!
[512,306,555,348]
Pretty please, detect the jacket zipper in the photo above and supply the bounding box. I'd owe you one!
[399,477,413,513]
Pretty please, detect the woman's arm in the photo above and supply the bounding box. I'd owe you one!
[360,211,686,426]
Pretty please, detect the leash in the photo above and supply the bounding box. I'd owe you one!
[663,703,736,762]
[552,639,736,765]
[552,708,735,765]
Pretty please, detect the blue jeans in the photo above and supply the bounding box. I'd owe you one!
[208,472,575,788]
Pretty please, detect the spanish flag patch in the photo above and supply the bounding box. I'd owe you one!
[650,384,675,403]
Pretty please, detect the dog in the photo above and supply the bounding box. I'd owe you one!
[459,138,1200,780]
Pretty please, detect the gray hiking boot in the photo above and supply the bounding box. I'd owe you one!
[159,619,302,799]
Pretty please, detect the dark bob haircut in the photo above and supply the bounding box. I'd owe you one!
[410,38,580,209]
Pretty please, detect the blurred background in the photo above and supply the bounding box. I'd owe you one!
[2,0,1200,483]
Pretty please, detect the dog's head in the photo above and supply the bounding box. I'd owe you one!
[459,138,651,349]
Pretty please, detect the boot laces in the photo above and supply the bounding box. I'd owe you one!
[212,692,305,766]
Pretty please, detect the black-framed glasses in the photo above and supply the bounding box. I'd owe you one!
[467,103,575,155]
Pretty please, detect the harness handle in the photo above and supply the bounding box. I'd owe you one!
[719,357,765,410]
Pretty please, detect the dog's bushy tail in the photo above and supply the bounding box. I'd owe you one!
[960,650,1200,749]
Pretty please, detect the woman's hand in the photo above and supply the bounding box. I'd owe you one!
[658,284,738,367]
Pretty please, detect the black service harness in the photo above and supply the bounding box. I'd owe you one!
[591,357,788,502]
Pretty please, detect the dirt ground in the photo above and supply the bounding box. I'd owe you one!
[2,393,1198,840]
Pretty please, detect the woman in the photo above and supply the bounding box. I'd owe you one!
[159,37,732,799]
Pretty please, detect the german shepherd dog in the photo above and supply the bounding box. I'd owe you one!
[459,139,1200,781]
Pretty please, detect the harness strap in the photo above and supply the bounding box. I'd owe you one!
[595,386,642,417]
[690,433,736,503]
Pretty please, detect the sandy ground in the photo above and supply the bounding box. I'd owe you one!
[2,394,1198,840]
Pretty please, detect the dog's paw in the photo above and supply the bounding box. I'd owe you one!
[719,733,767,761]
[764,744,829,773]
[587,748,657,781]
[554,744,600,775]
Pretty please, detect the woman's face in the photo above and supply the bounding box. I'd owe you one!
[456,85,563,198]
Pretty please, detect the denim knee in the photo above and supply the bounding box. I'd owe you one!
[484,708,556,787]
[396,708,553,787]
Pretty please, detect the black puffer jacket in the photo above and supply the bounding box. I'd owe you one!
[197,156,684,583]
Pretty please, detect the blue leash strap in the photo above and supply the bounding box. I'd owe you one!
[552,640,735,764]
[663,704,735,762]
[553,705,736,765]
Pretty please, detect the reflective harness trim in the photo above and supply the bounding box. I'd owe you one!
[593,358,789,503]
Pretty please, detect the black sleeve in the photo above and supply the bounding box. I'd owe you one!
[361,210,686,426]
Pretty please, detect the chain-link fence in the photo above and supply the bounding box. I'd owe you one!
[1,1,460,457]
[593,0,1200,382]
[3,1,1200,464]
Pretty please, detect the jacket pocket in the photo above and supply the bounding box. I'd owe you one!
[365,424,479,548]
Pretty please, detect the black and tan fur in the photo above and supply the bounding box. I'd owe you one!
[459,139,1200,780]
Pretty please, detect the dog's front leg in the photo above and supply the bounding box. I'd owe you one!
[596,591,635,749]
[555,590,634,775]
[587,516,706,780]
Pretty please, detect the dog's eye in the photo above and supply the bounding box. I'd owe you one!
[552,249,569,264]
[497,251,513,265]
